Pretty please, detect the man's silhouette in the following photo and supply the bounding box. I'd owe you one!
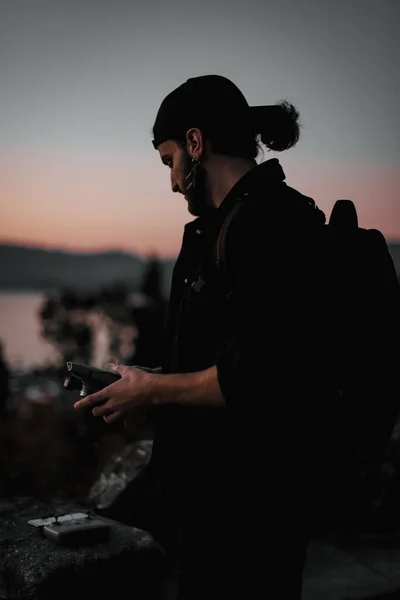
[74,75,400,599]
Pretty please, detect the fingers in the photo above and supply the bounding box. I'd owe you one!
[104,362,128,377]
[92,402,112,417]
[76,394,122,424]
[92,398,131,418]
[103,410,122,424]
[103,356,119,371]
[74,393,122,424]
[74,371,122,410]
[74,389,108,410]
[113,363,128,376]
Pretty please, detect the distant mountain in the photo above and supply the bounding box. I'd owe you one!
[0,241,399,296]
[0,244,176,298]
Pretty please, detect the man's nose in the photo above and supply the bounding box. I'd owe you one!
[171,173,179,193]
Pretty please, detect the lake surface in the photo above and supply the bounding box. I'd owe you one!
[0,292,60,370]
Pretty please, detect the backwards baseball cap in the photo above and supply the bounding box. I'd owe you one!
[152,75,278,150]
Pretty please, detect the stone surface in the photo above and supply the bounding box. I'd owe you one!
[303,533,400,600]
[88,439,153,509]
[0,497,166,600]
[5,498,400,600]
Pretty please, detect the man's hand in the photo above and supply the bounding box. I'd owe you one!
[74,364,156,424]
[74,363,226,425]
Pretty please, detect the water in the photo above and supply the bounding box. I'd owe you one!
[0,292,119,371]
[0,292,60,370]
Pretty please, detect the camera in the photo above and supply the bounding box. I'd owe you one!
[63,362,122,438]
[63,362,121,398]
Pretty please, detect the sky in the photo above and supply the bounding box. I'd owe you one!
[0,0,399,259]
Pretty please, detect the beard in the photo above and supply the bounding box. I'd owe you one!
[182,151,215,219]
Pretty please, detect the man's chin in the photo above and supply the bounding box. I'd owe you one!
[184,188,214,218]
[184,195,197,215]
[187,203,199,217]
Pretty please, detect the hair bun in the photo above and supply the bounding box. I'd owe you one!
[254,101,300,151]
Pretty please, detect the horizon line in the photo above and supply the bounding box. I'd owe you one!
[0,238,179,260]
[1,235,400,256]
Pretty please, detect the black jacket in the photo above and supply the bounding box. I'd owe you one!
[148,158,334,511]
[136,158,400,569]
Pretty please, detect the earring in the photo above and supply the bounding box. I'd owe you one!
[185,156,200,190]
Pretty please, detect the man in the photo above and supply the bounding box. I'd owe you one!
[75,75,331,598]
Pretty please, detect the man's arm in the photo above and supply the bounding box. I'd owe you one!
[135,365,225,409]
[151,365,226,408]
[135,365,163,374]
[74,364,226,422]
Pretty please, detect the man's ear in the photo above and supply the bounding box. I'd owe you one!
[185,128,204,159]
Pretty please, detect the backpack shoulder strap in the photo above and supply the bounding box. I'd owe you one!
[215,198,246,269]
[214,198,247,297]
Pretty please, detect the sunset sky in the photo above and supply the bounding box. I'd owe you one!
[1,0,399,259]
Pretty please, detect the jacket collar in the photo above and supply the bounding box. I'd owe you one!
[184,158,286,234]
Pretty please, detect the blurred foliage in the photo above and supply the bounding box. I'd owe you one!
[0,404,125,499]
[0,256,167,500]
[38,256,167,368]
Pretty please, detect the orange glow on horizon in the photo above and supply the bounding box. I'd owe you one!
[1,151,399,260]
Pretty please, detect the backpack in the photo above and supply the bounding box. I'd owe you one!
[323,200,399,456]
[215,197,400,467]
